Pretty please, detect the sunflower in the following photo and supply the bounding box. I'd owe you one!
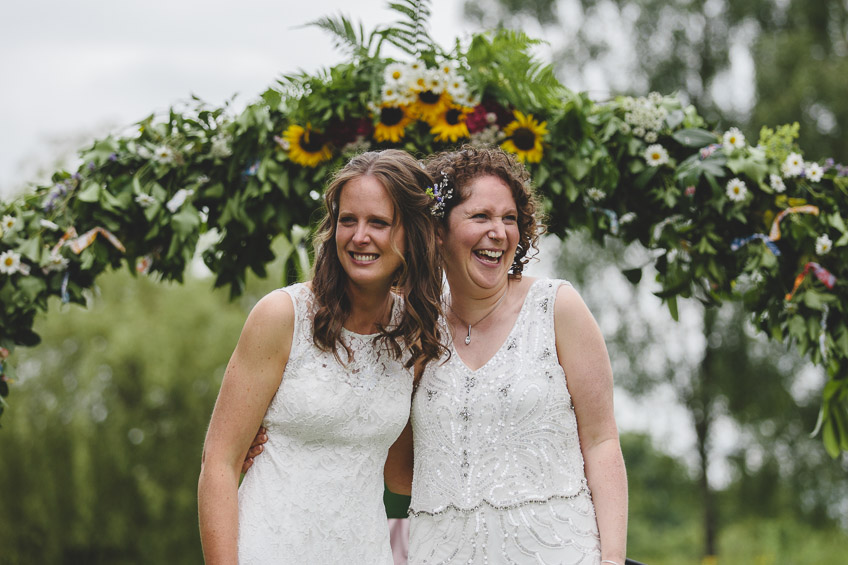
[409,90,451,126]
[430,105,472,143]
[373,104,413,143]
[500,110,548,163]
[282,124,332,168]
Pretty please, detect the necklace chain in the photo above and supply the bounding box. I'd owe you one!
[448,288,509,345]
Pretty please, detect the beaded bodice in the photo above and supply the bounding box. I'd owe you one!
[409,278,590,516]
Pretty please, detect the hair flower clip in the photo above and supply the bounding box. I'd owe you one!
[426,171,454,217]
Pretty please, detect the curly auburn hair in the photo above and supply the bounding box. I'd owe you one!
[424,146,545,277]
[311,149,447,370]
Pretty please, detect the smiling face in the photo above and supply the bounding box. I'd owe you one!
[335,175,406,291]
[439,175,519,292]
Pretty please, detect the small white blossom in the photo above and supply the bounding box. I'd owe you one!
[587,187,606,201]
[782,153,804,177]
[43,249,69,273]
[39,219,60,231]
[619,212,637,224]
[210,135,232,159]
[135,193,156,208]
[769,174,786,193]
[633,126,646,138]
[383,63,408,83]
[644,131,658,143]
[2,215,18,231]
[166,188,194,213]
[807,162,824,182]
[0,250,23,274]
[644,144,670,167]
[816,234,833,255]
[726,178,748,202]
[648,91,663,104]
[722,127,746,150]
[153,145,176,164]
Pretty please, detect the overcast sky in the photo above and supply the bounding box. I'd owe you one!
[0,0,468,197]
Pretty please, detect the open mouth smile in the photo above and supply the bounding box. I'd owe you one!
[350,252,379,262]
[474,249,503,264]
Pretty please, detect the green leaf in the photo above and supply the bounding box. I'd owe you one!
[666,296,679,321]
[672,128,718,147]
[77,181,102,202]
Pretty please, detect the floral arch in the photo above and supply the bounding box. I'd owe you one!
[1,1,846,455]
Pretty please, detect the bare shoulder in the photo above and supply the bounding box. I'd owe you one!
[240,289,296,347]
[553,282,596,328]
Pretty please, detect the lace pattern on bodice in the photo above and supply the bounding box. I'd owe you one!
[410,279,591,515]
[237,283,412,564]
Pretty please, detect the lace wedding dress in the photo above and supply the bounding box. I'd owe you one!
[408,279,602,564]
[237,283,413,564]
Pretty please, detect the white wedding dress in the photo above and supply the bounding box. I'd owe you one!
[408,279,602,564]
[237,283,413,564]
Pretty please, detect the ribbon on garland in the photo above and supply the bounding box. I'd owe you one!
[768,205,820,241]
[67,227,126,254]
[785,262,836,301]
[730,233,781,256]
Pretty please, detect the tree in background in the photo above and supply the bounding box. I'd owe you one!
[465,0,848,160]
[554,232,848,561]
[0,270,265,563]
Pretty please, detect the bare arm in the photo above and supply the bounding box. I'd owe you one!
[198,290,295,564]
[384,418,414,495]
[554,284,628,564]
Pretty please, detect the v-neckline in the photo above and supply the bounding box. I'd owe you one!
[449,279,541,373]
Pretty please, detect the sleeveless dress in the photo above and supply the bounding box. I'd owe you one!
[237,283,413,564]
[408,279,602,564]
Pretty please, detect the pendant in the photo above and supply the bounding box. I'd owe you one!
[465,325,472,345]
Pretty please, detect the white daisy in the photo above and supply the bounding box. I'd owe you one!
[383,63,408,83]
[644,144,669,167]
[43,249,69,273]
[722,127,746,150]
[0,250,23,274]
[2,215,18,231]
[782,153,804,177]
[153,145,176,164]
[445,76,469,100]
[769,174,786,193]
[815,234,833,255]
[807,162,824,182]
[424,69,445,93]
[135,193,156,208]
[726,178,748,202]
[587,188,606,201]
[381,83,405,105]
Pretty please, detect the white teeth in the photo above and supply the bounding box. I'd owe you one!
[352,253,378,261]
[476,250,503,258]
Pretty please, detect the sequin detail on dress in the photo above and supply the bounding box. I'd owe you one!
[237,283,412,564]
[408,279,601,564]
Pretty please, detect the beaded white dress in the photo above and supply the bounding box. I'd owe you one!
[408,279,602,564]
[237,283,413,564]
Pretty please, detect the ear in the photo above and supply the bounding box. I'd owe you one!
[435,224,445,247]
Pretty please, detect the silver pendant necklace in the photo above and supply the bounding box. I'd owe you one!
[448,288,509,345]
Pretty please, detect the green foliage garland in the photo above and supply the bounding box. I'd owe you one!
[1,0,846,454]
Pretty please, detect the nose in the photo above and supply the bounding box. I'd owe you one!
[488,219,506,241]
[352,222,370,245]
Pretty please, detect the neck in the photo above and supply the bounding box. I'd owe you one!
[446,276,510,324]
[343,282,395,334]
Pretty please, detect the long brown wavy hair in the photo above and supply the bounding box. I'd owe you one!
[312,149,447,370]
[424,146,545,278]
